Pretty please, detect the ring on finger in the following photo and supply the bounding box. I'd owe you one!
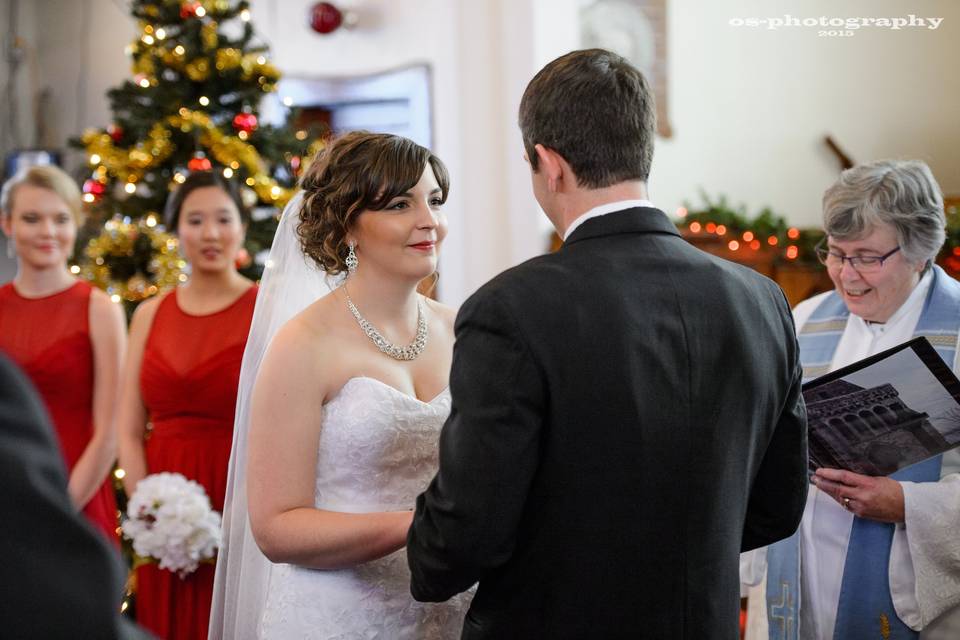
[843,496,852,510]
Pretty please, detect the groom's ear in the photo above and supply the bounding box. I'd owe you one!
[534,144,565,192]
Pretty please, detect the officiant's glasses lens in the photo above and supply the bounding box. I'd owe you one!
[815,241,901,272]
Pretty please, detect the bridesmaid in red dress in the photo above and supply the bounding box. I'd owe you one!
[117,171,257,639]
[0,165,126,545]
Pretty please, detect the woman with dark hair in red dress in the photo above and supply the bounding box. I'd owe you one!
[117,171,257,639]
[0,165,125,546]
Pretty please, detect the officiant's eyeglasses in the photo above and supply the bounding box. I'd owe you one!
[815,240,901,272]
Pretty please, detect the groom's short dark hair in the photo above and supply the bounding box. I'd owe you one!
[518,48,656,189]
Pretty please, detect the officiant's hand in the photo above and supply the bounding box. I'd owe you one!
[812,468,905,523]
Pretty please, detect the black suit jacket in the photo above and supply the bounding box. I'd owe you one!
[407,208,808,639]
[0,355,153,639]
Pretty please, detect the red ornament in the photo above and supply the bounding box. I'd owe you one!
[235,247,252,269]
[232,112,259,134]
[188,152,213,172]
[290,155,302,175]
[181,1,200,18]
[83,179,107,198]
[310,2,343,34]
[107,123,123,143]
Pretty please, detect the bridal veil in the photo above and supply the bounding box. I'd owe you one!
[209,191,334,639]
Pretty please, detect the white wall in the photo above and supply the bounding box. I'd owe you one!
[0,0,41,281]
[248,0,471,301]
[29,0,131,160]
[11,0,960,302]
[248,0,577,304]
[448,0,582,299]
[0,0,40,156]
[652,0,960,228]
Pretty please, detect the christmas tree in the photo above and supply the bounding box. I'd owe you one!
[72,0,323,304]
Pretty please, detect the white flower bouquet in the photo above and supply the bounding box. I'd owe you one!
[122,472,222,577]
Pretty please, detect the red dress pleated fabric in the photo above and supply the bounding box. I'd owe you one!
[0,280,120,545]
[135,285,256,640]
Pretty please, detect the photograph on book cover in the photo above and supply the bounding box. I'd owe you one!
[803,339,960,476]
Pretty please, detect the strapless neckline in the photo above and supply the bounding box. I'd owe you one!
[336,375,450,407]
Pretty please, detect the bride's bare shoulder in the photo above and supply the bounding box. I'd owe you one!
[256,290,358,405]
[260,290,346,376]
[423,297,458,334]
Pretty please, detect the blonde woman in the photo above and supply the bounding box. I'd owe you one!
[0,165,125,544]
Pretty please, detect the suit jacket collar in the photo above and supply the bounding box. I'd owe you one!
[562,207,681,247]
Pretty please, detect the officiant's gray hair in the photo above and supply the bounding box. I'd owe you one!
[822,159,945,267]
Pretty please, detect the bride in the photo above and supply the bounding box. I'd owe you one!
[209,131,472,638]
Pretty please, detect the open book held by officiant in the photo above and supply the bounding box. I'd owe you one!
[803,336,960,476]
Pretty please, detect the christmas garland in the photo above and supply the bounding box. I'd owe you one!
[679,193,960,274]
[81,108,309,208]
[942,200,960,274]
[80,216,184,304]
[679,191,824,265]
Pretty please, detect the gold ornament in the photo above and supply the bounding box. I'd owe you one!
[300,138,327,174]
[202,22,219,51]
[239,54,280,86]
[215,47,242,71]
[200,0,230,13]
[161,45,186,69]
[132,54,156,78]
[239,54,255,77]
[185,58,211,81]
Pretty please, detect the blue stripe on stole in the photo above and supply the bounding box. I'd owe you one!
[797,295,849,383]
[767,266,960,640]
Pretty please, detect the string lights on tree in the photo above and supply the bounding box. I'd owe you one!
[70,0,326,302]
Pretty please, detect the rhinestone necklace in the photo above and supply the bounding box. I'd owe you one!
[345,290,427,361]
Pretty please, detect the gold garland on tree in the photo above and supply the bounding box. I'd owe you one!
[80,108,302,207]
[78,1,326,301]
[81,216,184,303]
[168,108,295,204]
[82,124,174,184]
[132,27,281,88]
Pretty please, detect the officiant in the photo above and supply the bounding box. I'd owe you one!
[743,159,960,640]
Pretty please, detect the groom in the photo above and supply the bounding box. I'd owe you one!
[407,48,808,638]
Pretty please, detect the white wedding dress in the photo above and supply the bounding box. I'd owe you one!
[257,376,473,639]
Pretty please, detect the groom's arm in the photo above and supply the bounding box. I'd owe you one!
[742,299,808,552]
[407,286,545,601]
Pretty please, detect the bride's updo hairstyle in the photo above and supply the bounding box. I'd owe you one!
[297,131,450,275]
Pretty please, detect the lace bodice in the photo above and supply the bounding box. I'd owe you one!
[259,377,472,639]
[312,376,450,512]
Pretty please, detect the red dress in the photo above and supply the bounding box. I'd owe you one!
[136,285,257,640]
[0,280,119,544]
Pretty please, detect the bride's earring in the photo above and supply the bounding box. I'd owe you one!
[5,240,14,259]
[345,243,359,273]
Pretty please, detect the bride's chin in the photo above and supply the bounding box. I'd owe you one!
[404,261,438,282]
[408,270,436,285]
[377,269,435,287]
